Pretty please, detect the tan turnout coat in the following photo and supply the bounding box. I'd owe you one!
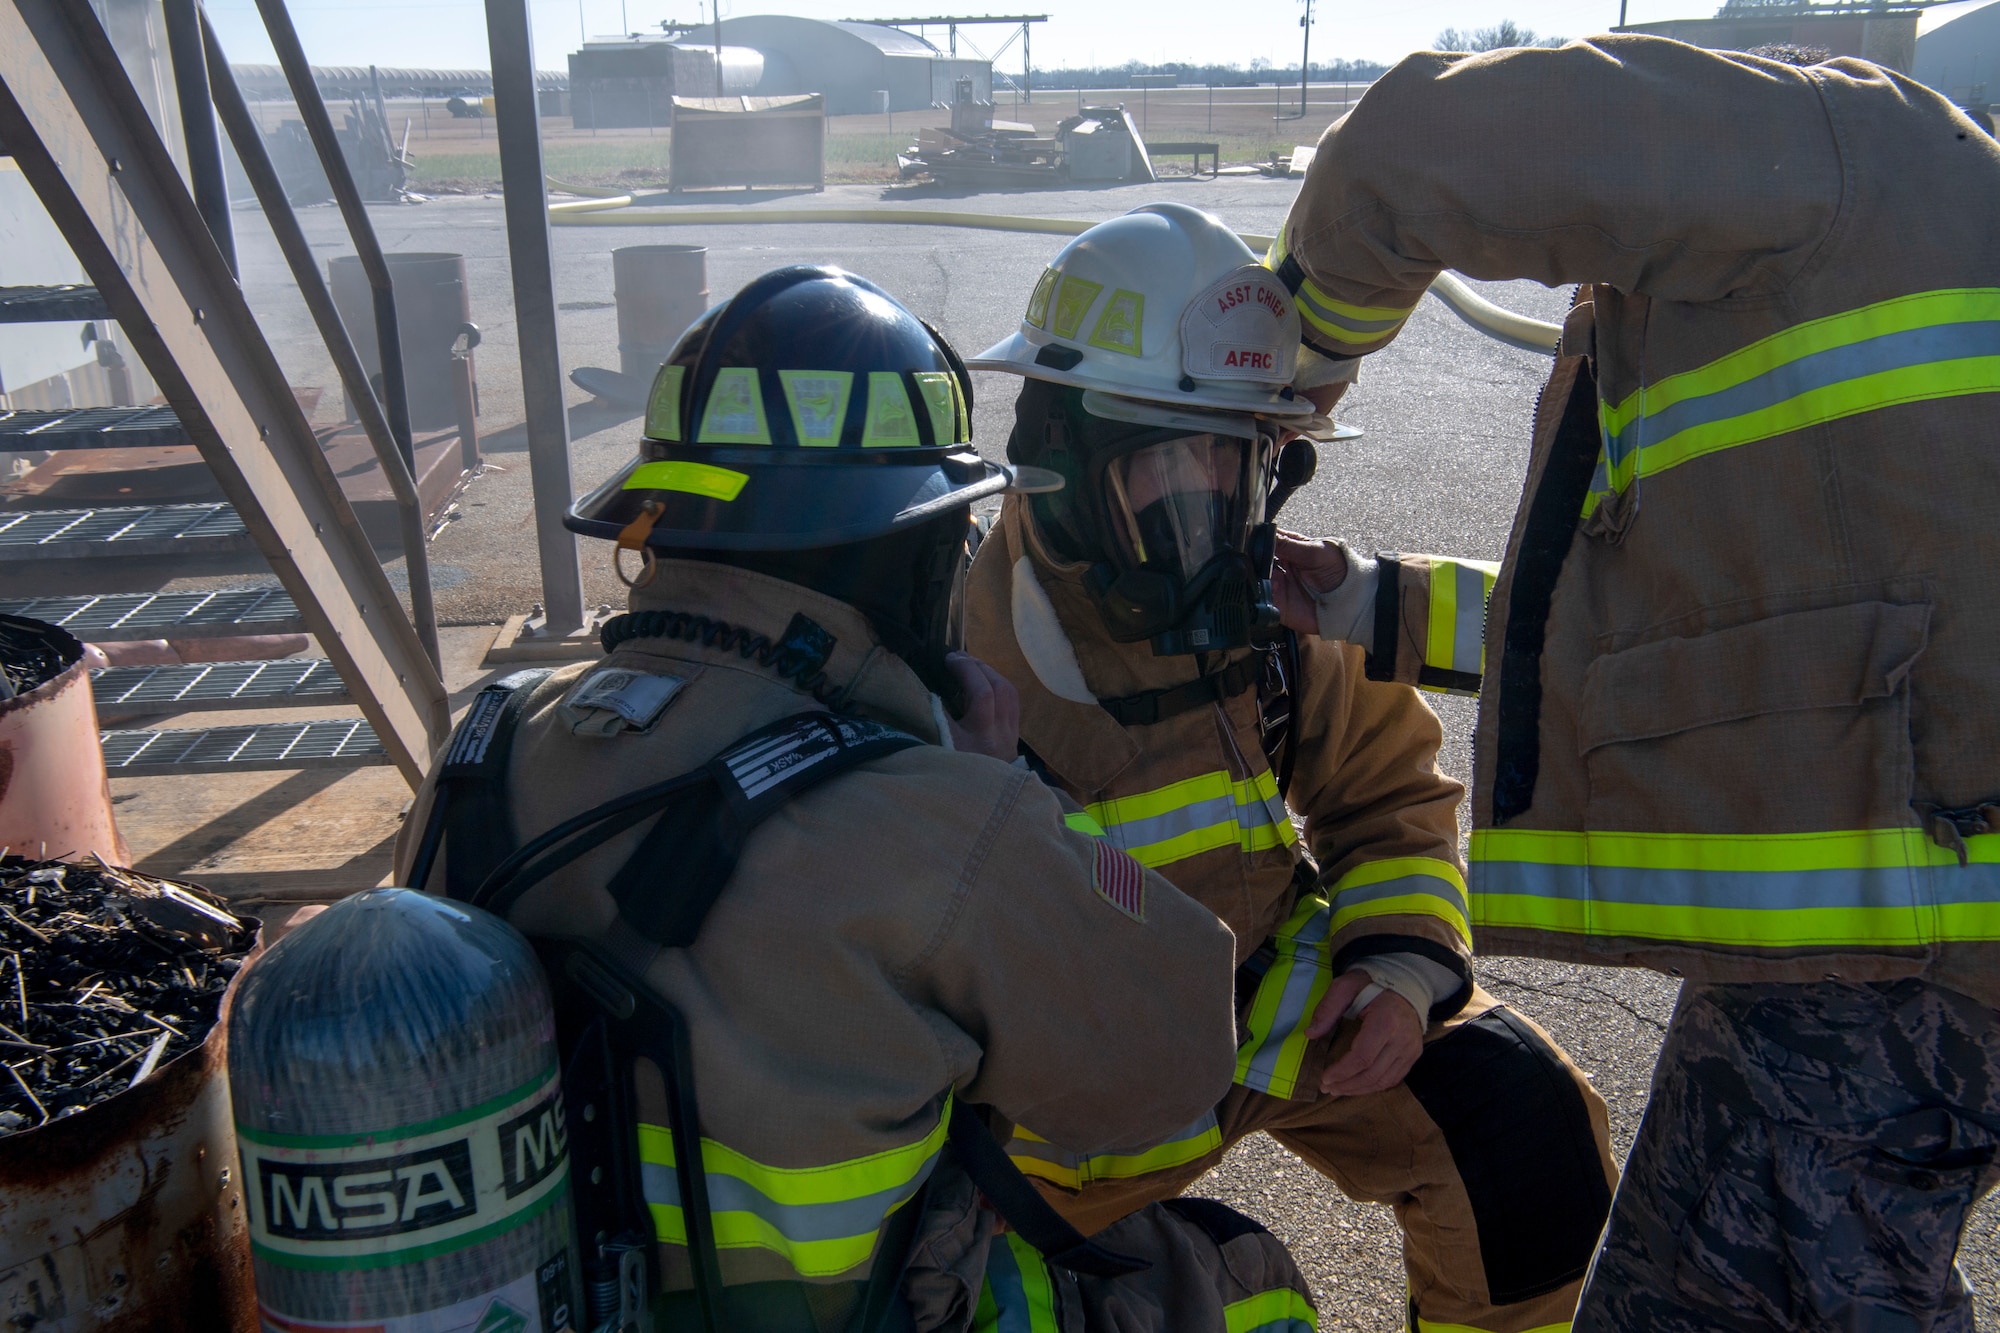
[1277,35,2000,1003]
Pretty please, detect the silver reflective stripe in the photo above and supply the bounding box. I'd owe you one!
[640,1150,939,1244]
[1102,788,1280,853]
[1330,872,1470,918]
[1450,561,1487,676]
[1467,859,1985,911]
[1602,320,2000,468]
[1239,908,1331,1093]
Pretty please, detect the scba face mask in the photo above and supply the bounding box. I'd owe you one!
[1081,429,1284,655]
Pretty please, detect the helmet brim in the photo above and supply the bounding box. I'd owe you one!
[969,331,1316,419]
[567,452,1022,551]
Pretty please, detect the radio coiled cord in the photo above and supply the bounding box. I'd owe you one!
[602,608,840,705]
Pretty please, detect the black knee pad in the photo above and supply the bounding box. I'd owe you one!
[1160,1196,1273,1246]
[1403,1006,1612,1304]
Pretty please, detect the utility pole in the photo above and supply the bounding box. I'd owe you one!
[1299,0,1313,117]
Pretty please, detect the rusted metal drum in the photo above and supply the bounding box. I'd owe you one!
[613,244,709,382]
[0,616,128,866]
[331,252,475,432]
[0,925,262,1331]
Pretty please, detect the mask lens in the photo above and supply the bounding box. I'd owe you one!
[1102,434,1268,581]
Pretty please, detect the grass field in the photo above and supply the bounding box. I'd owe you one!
[315,87,1366,192]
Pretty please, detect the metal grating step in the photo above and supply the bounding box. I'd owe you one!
[100,719,385,775]
[0,586,304,640]
[91,658,349,721]
[0,502,254,561]
[0,284,111,324]
[0,404,188,449]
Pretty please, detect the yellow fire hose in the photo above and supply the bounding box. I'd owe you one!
[542,184,1561,354]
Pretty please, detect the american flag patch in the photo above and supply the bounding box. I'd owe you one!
[1093,842,1146,921]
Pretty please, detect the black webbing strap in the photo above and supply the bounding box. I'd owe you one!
[945,1101,1149,1278]
[1364,554,1402,684]
[605,712,922,946]
[407,668,553,896]
[1097,655,1259,728]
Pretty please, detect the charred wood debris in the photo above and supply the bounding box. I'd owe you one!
[0,856,253,1134]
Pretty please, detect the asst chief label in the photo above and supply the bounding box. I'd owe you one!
[239,1067,569,1270]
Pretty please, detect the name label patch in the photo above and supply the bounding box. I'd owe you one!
[1181,264,1300,387]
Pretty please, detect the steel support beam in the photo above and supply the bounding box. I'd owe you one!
[0,0,448,783]
[485,0,586,634]
[159,0,233,276]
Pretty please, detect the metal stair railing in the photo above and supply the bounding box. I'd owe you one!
[0,0,448,783]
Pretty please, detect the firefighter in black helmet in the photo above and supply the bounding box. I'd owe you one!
[402,267,1322,1330]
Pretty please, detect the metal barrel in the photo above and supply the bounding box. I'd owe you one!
[0,615,128,866]
[228,889,579,1330]
[0,923,262,1332]
[330,252,476,432]
[613,244,709,382]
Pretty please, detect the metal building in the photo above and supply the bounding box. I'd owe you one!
[705,17,990,115]
[1915,0,2000,106]
[568,37,760,129]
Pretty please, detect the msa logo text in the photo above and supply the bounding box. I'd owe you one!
[260,1141,477,1240]
[499,1088,568,1199]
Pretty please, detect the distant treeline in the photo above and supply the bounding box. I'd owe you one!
[1025,59,1391,91]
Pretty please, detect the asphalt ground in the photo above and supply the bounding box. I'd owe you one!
[234,181,2000,1329]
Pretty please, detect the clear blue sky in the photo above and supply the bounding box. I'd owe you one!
[203,0,1699,76]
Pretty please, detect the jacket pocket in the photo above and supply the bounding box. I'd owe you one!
[1577,600,1930,832]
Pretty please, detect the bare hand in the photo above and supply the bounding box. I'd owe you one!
[1270,532,1349,637]
[944,651,1021,762]
[1306,968,1425,1098]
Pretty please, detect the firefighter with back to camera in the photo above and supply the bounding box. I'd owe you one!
[395,265,1324,1333]
[959,202,1618,1333]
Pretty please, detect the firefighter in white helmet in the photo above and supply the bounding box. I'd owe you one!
[962,204,1618,1333]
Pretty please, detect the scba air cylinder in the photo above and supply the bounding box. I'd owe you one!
[229,889,581,1332]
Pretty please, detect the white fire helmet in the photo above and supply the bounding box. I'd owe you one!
[970,202,1314,432]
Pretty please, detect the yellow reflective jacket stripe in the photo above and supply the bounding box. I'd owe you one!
[974,1232,1060,1333]
[1471,828,2000,947]
[1328,856,1473,947]
[637,1098,948,1279]
[1006,1111,1221,1190]
[1227,1286,1320,1333]
[1267,225,1412,352]
[1423,558,1499,682]
[1063,810,1107,838]
[1236,854,1470,1098]
[1084,768,1298,869]
[1583,288,2000,517]
[1234,891,1333,1098]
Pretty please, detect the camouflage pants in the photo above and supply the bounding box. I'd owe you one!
[1573,979,2000,1333]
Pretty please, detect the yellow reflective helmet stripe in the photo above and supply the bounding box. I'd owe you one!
[644,363,685,440]
[863,371,922,447]
[1227,1287,1320,1333]
[621,460,749,501]
[1051,275,1102,340]
[696,367,771,444]
[1083,768,1297,870]
[1422,558,1499,683]
[1234,891,1333,1099]
[1086,288,1145,356]
[1584,288,2000,517]
[1470,828,2000,947]
[1025,267,1058,330]
[973,1232,1060,1333]
[776,369,853,446]
[1005,1111,1221,1190]
[637,1096,947,1279]
[913,371,960,445]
